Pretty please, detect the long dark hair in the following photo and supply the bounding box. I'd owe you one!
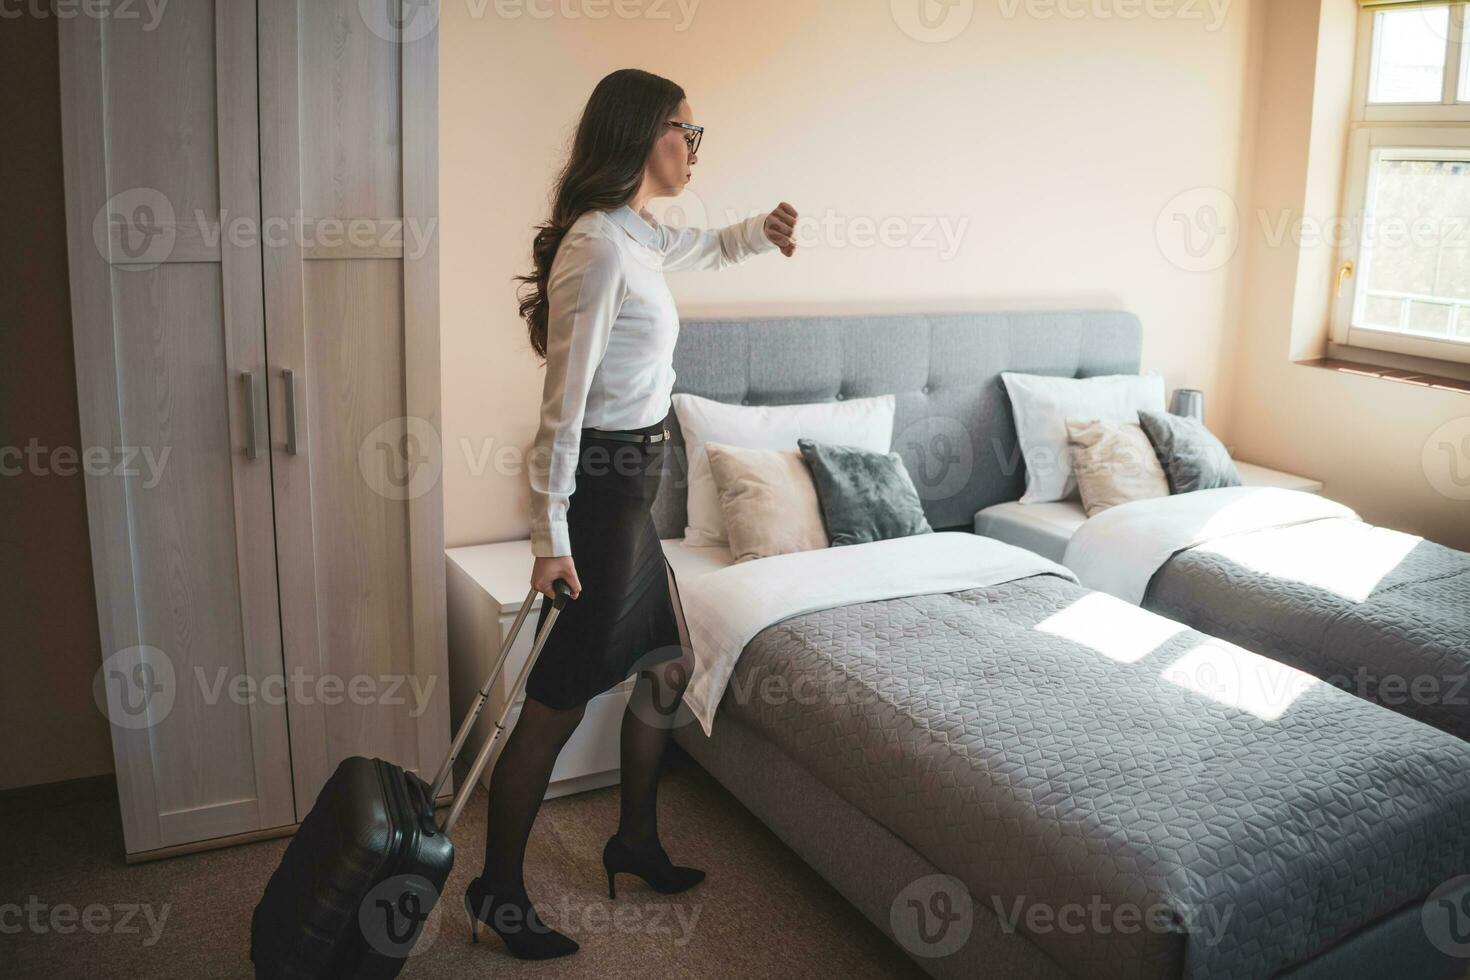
[517,68,686,358]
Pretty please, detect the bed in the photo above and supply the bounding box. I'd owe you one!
[975,472,1470,743]
[972,463,1313,564]
[652,310,1470,980]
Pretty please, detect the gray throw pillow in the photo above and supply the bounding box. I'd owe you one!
[1137,410,1242,494]
[796,438,933,546]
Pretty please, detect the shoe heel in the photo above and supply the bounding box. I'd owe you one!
[607,870,617,900]
[462,894,480,943]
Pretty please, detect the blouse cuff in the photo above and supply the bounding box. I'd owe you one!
[745,211,780,254]
[530,520,571,559]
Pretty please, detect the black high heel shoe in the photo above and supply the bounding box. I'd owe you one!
[462,875,579,960]
[602,834,706,899]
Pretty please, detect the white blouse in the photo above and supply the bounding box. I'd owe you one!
[528,203,778,558]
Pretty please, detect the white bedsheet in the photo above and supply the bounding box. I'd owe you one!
[660,536,735,578]
[1061,487,1359,604]
[973,500,1089,563]
[673,531,1075,735]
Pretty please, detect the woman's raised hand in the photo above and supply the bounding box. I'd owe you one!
[532,555,582,601]
[763,202,799,257]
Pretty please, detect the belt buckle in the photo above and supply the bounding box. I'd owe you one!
[660,427,670,442]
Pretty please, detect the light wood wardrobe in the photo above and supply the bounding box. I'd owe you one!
[58,0,449,860]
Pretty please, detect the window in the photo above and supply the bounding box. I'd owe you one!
[1334,2,1470,364]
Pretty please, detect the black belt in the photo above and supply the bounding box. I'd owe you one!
[582,426,671,445]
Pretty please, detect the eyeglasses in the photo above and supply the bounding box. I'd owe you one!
[667,121,703,156]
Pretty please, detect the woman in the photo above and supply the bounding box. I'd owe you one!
[463,67,798,960]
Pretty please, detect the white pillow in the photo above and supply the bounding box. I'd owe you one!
[1000,372,1165,504]
[671,392,896,547]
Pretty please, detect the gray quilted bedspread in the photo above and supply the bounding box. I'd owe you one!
[1147,519,1470,741]
[716,573,1470,979]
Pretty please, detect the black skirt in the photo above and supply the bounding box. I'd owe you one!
[524,408,685,710]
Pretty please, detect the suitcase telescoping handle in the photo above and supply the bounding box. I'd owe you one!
[431,578,573,835]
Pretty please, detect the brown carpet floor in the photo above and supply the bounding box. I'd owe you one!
[2,752,925,979]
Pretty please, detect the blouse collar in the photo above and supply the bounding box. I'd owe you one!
[606,204,659,249]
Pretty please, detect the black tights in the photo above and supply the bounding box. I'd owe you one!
[479,559,694,891]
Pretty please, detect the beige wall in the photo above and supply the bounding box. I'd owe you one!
[441,0,1259,547]
[1229,0,1470,550]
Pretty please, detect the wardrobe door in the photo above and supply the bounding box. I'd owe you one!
[258,0,449,810]
[58,0,295,855]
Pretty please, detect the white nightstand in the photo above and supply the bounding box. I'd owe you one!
[446,539,634,800]
[1235,460,1324,494]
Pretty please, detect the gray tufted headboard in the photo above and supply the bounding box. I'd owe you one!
[651,309,1142,539]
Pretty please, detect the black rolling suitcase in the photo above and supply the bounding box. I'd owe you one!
[250,579,573,979]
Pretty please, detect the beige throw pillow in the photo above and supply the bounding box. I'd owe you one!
[704,441,829,563]
[1065,419,1170,517]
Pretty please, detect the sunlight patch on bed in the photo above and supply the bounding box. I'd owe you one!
[1193,520,1422,604]
[1161,642,1319,721]
[1035,592,1187,663]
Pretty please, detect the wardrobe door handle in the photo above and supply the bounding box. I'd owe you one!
[283,368,300,455]
[242,370,261,460]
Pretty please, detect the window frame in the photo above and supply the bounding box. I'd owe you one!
[1333,2,1470,365]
